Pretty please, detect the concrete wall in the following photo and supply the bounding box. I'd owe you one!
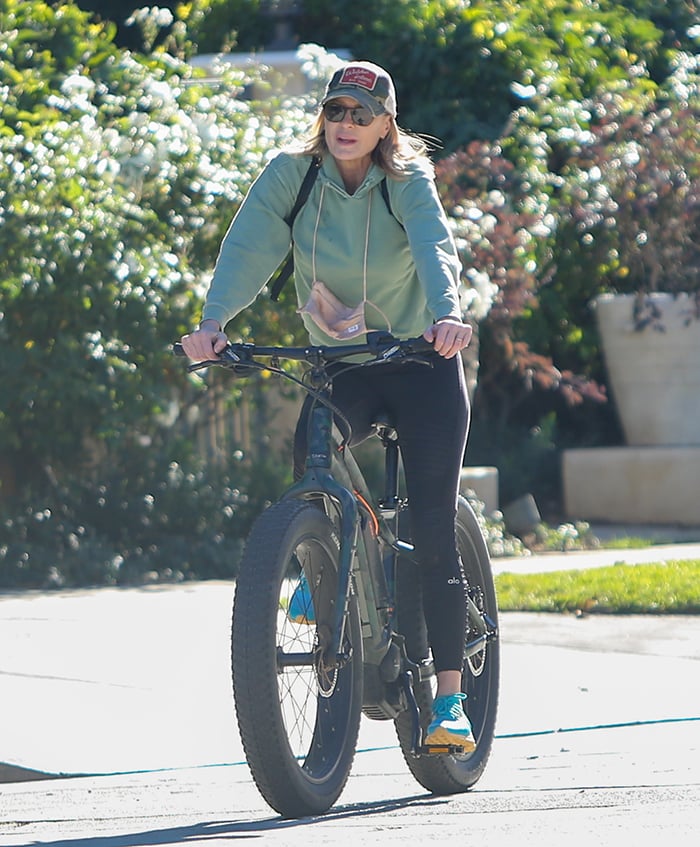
[563,447,700,526]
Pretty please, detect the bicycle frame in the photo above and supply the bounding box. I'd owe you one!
[176,331,432,674]
[176,331,497,738]
[281,362,411,678]
[177,332,500,816]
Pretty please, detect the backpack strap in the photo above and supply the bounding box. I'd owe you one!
[270,156,322,302]
[379,177,404,230]
[379,177,392,219]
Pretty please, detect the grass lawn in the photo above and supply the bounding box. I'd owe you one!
[494,559,700,614]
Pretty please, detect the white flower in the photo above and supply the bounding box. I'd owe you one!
[145,79,174,104]
[487,190,506,208]
[60,74,95,95]
[297,44,344,81]
[511,81,537,100]
[622,143,641,166]
[479,213,498,233]
[461,269,498,321]
[115,263,130,282]
[153,7,174,27]
[126,6,173,27]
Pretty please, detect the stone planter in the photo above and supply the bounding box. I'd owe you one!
[595,292,700,447]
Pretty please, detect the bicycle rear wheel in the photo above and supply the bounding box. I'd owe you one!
[395,495,499,793]
[231,498,363,818]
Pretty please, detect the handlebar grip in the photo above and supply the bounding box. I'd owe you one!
[172,342,187,357]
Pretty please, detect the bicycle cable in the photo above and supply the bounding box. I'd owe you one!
[189,344,433,452]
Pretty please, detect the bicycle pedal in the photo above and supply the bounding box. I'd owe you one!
[417,743,465,756]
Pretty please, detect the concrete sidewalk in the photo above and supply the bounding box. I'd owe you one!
[1,543,699,845]
[1,539,699,778]
[492,539,700,575]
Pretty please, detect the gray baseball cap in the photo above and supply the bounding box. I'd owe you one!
[322,61,397,117]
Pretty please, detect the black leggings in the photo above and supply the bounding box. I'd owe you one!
[293,352,470,672]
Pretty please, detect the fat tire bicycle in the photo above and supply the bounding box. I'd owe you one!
[175,331,499,818]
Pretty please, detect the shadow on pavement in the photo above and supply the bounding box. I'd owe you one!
[2,792,446,847]
[0,763,57,784]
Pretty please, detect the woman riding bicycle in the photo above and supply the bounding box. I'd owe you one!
[180,60,475,750]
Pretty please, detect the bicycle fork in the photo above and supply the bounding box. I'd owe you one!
[284,391,360,669]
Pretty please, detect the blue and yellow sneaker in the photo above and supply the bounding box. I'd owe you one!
[287,572,315,625]
[424,692,476,752]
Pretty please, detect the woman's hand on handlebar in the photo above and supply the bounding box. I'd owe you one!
[423,316,473,359]
[180,319,229,361]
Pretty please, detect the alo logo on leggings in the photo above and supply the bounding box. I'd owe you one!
[447,576,464,585]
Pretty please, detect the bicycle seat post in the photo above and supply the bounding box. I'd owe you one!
[375,420,401,527]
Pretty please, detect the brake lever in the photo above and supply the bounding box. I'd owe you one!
[219,346,244,365]
[398,354,434,367]
[375,343,434,366]
[172,341,248,374]
[186,360,215,373]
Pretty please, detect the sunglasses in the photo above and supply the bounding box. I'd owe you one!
[323,102,376,127]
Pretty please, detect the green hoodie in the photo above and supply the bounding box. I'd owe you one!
[202,151,462,345]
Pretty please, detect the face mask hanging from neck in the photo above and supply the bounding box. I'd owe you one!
[297,184,391,340]
[299,279,367,340]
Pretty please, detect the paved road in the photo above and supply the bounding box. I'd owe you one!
[1,549,699,845]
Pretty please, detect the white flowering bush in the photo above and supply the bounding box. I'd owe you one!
[0,2,331,585]
[0,0,317,485]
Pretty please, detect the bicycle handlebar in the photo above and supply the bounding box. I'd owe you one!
[173,331,436,465]
[173,331,434,372]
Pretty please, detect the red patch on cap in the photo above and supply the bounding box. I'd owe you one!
[339,66,378,92]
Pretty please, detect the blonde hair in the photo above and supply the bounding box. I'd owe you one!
[298,110,434,179]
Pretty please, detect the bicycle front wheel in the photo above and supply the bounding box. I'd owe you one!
[231,499,363,818]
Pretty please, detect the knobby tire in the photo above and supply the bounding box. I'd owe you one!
[231,499,363,818]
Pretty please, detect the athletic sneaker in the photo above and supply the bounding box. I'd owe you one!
[287,572,315,625]
[424,692,476,751]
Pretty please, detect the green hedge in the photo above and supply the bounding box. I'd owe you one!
[2,1,699,586]
[0,0,314,489]
[187,0,698,151]
[0,0,312,585]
